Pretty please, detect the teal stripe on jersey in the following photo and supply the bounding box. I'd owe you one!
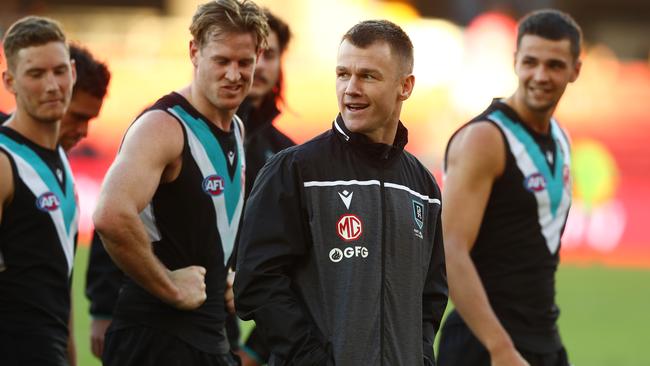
[489,110,565,217]
[0,135,76,234]
[170,105,242,223]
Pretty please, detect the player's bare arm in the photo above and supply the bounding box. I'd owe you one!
[443,121,529,366]
[0,152,14,271]
[0,152,13,224]
[93,110,207,310]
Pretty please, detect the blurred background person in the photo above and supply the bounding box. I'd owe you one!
[233,10,296,366]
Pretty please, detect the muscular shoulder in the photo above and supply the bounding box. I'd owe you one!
[447,121,506,179]
[120,109,185,163]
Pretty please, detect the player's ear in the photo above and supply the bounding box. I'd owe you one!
[70,58,77,86]
[189,40,200,68]
[569,58,582,83]
[398,74,415,102]
[2,70,16,95]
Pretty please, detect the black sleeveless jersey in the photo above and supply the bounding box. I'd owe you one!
[0,126,78,342]
[112,92,245,354]
[444,100,572,353]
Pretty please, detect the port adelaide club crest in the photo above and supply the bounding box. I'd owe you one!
[412,200,424,239]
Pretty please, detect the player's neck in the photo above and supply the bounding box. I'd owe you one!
[504,95,554,135]
[5,109,60,150]
[181,85,235,132]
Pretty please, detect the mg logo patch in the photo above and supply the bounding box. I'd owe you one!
[36,192,60,212]
[203,175,225,196]
[413,200,424,229]
[337,214,362,241]
[524,173,547,192]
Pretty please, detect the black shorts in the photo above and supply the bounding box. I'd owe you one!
[437,311,570,366]
[0,330,68,366]
[103,325,240,366]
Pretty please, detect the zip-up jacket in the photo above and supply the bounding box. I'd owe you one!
[234,115,448,366]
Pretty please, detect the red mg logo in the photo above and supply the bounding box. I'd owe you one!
[337,214,362,241]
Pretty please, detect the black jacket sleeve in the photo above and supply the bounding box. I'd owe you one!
[234,151,331,366]
[422,205,448,364]
[85,230,123,318]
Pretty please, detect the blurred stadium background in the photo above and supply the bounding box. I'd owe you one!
[2,0,649,365]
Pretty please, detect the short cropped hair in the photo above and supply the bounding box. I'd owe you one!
[517,9,582,60]
[69,44,111,100]
[265,9,291,55]
[190,0,269,52]
[342,20,414,74]
[3,16,68,71]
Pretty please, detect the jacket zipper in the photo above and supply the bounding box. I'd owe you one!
[379,162,387,366]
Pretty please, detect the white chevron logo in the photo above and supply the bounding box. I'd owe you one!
[228,151,235,166]
[338,190,353,210]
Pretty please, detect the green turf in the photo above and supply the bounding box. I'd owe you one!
[556,265,650,366]
[72,246,650,365]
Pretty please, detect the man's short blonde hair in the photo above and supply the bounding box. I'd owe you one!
[190,0,269,51]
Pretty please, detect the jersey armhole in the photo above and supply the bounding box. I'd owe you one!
[0,147,18,211]
[159,109,189,186]
[482,118,513,181]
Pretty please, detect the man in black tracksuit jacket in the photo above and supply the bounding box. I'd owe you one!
[234,20,448,366]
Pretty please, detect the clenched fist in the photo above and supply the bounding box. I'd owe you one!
[168,265,207,310]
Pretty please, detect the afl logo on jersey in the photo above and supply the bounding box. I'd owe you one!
[524,173,547,192]
[202,175,225,196]
[337,214,363,241]
[36,192,60,212]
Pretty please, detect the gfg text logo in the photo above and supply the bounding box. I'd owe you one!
[329,246,369,263]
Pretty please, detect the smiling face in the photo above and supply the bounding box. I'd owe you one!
[3,41,75,124]
[513,34,581,114]
[191,31,258,114]
[335,39,414,144]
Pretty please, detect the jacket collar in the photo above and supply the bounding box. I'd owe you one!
[332,114,408,163]
[237,95,281,135]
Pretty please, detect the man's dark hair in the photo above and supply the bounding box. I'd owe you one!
[263,10,291,106]
[341,19,414,74]
[265,9,291,55]
[517,9,582,60]
[70,44,110,99]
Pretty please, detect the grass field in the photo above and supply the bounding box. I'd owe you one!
[72,246,650,366]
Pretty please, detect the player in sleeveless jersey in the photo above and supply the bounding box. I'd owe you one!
[438,10,583,366]
[0,16,78,365]
[92,1,268,365]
